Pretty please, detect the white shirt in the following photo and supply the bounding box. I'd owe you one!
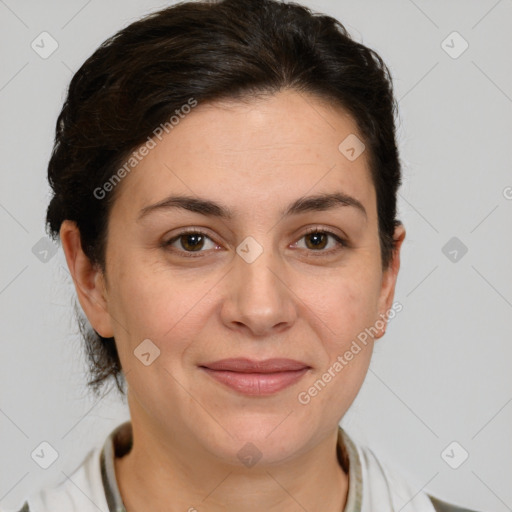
[7,421,476,512]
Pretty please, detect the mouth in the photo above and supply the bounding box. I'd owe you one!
[199,358,311,396]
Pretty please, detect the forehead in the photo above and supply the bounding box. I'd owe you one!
[111,89,376,223]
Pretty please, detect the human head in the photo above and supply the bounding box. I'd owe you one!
[46,0,403,397]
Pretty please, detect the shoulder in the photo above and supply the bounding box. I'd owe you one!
[341,429,485,512]
[427,495,485,512]
[10,505,29,512]
[13,445,108,512]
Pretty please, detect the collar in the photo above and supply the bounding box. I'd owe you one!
[100,421,363,512]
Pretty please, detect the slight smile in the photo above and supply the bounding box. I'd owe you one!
[199,358,311,396]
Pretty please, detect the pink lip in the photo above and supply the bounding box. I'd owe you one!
[199,358,310,396]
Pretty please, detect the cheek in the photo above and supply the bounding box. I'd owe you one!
[106,253,218,360]
[300,265,381,345]
[319,289,376,379]
[296,278,377,420]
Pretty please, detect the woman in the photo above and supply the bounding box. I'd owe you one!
[15,0,482,510]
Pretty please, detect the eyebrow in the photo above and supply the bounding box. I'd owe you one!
[137,192,367,222]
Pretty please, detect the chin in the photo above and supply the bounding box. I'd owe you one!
[200,415,313,466]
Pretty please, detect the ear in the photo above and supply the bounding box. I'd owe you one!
[59,220,114,338]
[374,222,406,339]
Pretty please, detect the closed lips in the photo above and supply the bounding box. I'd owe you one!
[199,358,311,396]
[200,358,310,372]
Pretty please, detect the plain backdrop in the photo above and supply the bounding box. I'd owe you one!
[1,0,511,510]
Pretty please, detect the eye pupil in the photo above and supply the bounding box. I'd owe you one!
[181,233,204,251]
[306,232,327,250]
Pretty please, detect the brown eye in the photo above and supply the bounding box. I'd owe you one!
[179,233,205,252]
[294,229,346,255]
[304,232,329,250]
[163,230,218,256]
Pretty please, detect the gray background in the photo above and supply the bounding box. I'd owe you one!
[1,0,511,510]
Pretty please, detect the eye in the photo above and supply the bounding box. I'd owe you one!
[292,227,347,255]
[162,227,347,258]
[162,229,220,257]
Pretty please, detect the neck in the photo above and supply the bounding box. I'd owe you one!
[114,423,348,512]
[114,395,349,512]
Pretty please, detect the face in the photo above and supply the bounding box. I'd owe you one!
[70,89,404,465]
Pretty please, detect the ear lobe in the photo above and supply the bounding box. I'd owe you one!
[59,220,114,338]
[374,223,406,340]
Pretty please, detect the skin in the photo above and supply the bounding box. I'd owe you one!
[61,89,405,512]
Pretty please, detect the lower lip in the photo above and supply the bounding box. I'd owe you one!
[201,368,309,396]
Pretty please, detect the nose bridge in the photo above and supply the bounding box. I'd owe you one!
[238,242,279,294]
[236,237,283,306]
[223,235,295,335]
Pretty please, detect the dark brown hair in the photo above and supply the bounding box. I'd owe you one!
[46,0,403,397]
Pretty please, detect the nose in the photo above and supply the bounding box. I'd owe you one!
[220,246,297,338]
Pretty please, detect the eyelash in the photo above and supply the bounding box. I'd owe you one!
[161,227,347,258]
